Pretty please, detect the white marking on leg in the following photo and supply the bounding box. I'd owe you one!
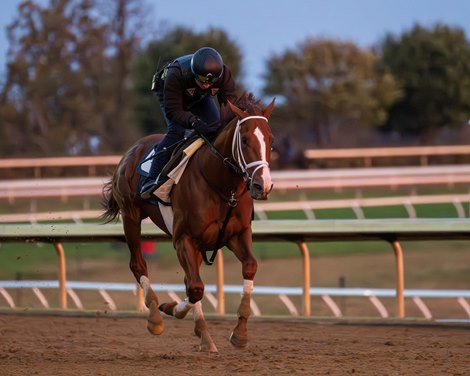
[193,301,204,321]
[243,279,254,295]
[140,275,151,297]
[173,297,194,318]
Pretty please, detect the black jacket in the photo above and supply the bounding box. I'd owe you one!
[156,55,237,128]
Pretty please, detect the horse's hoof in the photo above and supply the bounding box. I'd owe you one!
[229,331,248,348]
[159,301,177,316]
[147,320,164,335]
[147,301,164,335]
[199,343,218,353]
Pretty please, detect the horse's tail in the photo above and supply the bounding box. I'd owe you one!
[101,178,120,223]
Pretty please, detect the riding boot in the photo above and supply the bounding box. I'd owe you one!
[140,157,165,199]
[140,124,185,200]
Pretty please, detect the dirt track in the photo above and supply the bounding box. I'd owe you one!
[0,312,468,375]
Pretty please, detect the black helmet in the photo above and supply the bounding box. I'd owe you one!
[191,47,224,84]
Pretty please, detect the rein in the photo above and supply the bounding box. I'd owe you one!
[198,132,245,178]
[197,115,269,266]
[200,115,270,188]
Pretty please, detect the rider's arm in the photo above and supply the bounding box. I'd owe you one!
[162,68,195,128]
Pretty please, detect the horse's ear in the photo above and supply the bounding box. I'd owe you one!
[262,98,276,119]
[227,100,247,119]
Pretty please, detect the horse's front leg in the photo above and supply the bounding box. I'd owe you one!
[159,236,218,352]
[123,215,164,335]
[227,230,258,348]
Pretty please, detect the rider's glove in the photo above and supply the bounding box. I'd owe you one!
[191,118,210,136]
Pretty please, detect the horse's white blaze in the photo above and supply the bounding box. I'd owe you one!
[253,127,272,189]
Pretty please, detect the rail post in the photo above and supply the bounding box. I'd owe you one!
[53,243,67,309]
[391,240,405,318]
[216,249,225,314]
[297,241,311,317]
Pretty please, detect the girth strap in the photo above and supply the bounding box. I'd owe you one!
[201,204,235,266]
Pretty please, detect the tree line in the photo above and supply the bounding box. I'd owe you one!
[1,0,470,158]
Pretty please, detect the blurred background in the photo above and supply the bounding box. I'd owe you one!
[1,0,470,159]
[0,0,469,318]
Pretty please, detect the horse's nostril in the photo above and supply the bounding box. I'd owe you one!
[253,183,262,192]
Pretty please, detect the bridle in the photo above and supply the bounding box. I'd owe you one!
[231,115,270,189]
[199,115,271,196]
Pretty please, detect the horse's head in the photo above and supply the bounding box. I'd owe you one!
[227,97,275,200]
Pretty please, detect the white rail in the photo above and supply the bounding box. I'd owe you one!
[254,194,470,220]
[2,146,470,177]
[303,145,470,167]
[2,165,470,202]
[0,280,469,320]
[1,193,468,224]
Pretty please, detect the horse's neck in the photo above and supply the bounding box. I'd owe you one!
[213,118,237,157]
[197,118,243,189]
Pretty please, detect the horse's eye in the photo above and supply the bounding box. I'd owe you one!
[242,137,248,146]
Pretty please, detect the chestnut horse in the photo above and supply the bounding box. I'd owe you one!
[101,93,274,352]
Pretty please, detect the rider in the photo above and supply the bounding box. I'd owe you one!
[140,47,238,199]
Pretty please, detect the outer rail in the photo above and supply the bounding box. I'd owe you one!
[3,165,470,201]
[1,219,470,318]
[2,145,470,176]
[0,193,468,224]
[1,280,469,319]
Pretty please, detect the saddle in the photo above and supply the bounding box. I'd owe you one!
[137,133,205,205]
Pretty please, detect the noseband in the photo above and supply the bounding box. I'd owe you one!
[231,116,270,189]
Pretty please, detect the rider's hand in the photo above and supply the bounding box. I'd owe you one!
[191,118,209,135]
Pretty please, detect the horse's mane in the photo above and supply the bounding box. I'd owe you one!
[220,92,264,128]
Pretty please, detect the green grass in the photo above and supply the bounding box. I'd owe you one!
[1,186,468,280]
[2,234,468,280]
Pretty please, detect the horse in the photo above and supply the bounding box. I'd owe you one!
[101,93,275,352]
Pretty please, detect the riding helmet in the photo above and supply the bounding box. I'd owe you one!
[191,47,224,82]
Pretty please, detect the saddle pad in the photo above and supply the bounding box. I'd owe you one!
[158,202,174,235]
[153,138,205,204]
[137,146,158,176]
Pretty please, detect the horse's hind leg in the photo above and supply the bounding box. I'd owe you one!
[123,215,164,335]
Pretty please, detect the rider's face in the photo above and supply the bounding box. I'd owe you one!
[195,79,213,90]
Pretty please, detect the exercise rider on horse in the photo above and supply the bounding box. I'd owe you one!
[140,47,238,199]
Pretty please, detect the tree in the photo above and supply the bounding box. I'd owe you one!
[0,0,149,157]
[380,24,470,143]
[132,26,244,134]
[262,38,401,147]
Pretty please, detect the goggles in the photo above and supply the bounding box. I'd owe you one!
[194,73,220,85]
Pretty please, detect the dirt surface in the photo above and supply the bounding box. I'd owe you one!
[0,312,468,376]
